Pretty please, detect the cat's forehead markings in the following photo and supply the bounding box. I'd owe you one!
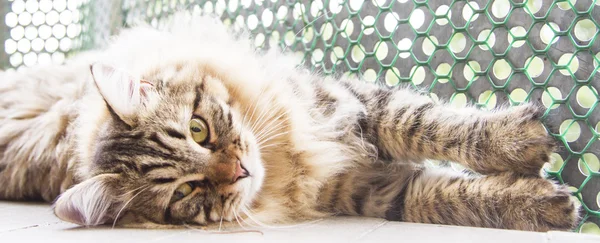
[179,107,192,124]
[203,76,231,101]
[166,120,185,131]
[218,101,234,130]
[145,168,179,179]
[192,83,203,112]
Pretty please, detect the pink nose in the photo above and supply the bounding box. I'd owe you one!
[232,160,249,183]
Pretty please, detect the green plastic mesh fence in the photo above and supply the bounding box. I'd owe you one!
[1,0,83,68]
[1,0,599,234]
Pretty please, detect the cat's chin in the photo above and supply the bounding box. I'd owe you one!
[239,152,265,208]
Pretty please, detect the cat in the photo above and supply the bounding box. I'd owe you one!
[0,15,579,231]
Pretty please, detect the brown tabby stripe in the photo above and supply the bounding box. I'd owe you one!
[384,170,422,221]
[405,103,434,149]
[329,173,347,211]
[314,84,338,116]
[103,141,183,161]
[140,162,176,174]
[110,131,144,140]
[226,112,233,128]
[164,207,173,223]
[393,106,409,124]
[215,102,227,129]
[340,82,368,105]
[164,128,186,140]
[115,159,139,173]
[455,181,467,211]
[351,185,369,215]
[369,176,388,192]
[203,196,212,222]
[384,182,409,221]
[181,194,206,223]
[355,111,370,140]
[464,120,479,160]
[419,121,438,152]
[150,177,177,184]
[372,92,394,159]
[442,137,459,154]
[314,84,328,103]
[193,83,203,111]
[435,187,457,224]
[475,124,489,161]
[447,176,460,185]
[373,89,393,111]
[93,146,135,172]
[148,132,176,152]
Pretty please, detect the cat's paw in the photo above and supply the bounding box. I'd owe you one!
[505,178,580,232]
[529,184,580,232]
[486,104,556,175]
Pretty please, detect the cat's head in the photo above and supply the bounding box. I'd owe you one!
[53,62,265,227]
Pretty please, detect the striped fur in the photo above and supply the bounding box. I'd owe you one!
[0,15,579,231]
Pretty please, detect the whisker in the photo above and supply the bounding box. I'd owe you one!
[233,209,254,229]
[248,89,277,133]
[183,224,263,235]
[244,86,265,128]
[219,207,224,232]
[282,9,328,53]
[255,121,291,145]
[257,124,293,144]
[259,143,290,151]
[256,120,291,139]
[233,210,256,233]
[253,108,291,135]
[239,207,278,229]
[241,206,325,230]
[250,92,287,133]
[258,138,291,149]
[253,109,292,142]
[250,103,279,136]
[259,140,291,150]
[111,185,150,229]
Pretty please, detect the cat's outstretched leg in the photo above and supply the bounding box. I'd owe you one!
[319,164,578,231]
[387,168,578,231]
[347,81,555,175]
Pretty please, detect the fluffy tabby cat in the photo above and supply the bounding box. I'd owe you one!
[0,15,579,231]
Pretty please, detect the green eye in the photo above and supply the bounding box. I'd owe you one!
[190,118,209,143]
[171,182,193,202]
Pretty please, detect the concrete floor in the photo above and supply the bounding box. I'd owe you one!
[1,201,598,243]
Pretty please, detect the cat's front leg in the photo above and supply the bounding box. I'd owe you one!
[349,82,555,175]
[319,164,578,231]
[396,169,579,231]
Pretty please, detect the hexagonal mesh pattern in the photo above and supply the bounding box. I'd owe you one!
[1,0,84,69]
[2,0,600,234]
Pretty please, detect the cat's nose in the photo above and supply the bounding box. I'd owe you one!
[232,160,249,183]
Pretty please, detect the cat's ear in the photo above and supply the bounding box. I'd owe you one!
[53,175,118,226]
[90,63,155,126]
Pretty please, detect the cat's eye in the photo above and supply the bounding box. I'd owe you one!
[189,118,209,144]
[171,182,193,203]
